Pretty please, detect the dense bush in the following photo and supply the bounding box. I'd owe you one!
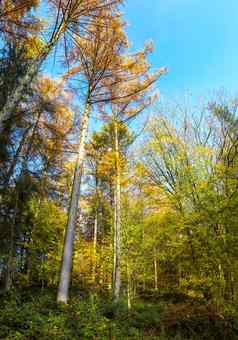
[1,289,238,339]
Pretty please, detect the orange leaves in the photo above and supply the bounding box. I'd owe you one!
[56,0,165,128]
[0,0,41,39]
[65,12,127,83]
[0,0,39,19]
[34,76,74,151]
[48,0,123,42]
[24,36,45,58]
[37,77,64,99]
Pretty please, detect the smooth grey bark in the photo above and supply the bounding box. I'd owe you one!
[57,103,91,304]
[113,121,121,302]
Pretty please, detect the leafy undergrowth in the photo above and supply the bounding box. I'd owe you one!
[0,288,238,339]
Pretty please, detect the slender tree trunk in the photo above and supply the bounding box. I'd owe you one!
[127,260,131,310]
[142,225,146,291]
[0,59,42,131]
[4,223,15,292]
[223,264,234,301]
[57,102,91,304]
[92,172,99,284]
[154,249,158,291]
[92,210,98,284]
[2,125,31,187]
[133,280,137,298]
[3,193,18,293]
[113,189,117,288]
[109,233,113,292]
[21,110,43,176]
[113,120,121,302]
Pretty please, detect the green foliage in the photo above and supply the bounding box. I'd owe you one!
[0,290,108,339]
[1,289,238,339]
[162,303,238,340]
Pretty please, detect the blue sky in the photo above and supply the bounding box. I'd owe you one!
[123,0,238,99]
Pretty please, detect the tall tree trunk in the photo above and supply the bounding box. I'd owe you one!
[2,125,32,187]
[92,210,98,284]
[223,263,234,302]
[113,189,117,289]
[113,120,121,302]
[154,249,158,291]
[3,193,18,293]
[142,225,146,291]
[92,171,99,285]
[57,102,91,304]
[127,259,131,310]
[4,224,15,292]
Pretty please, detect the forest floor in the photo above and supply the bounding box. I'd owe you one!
[0,287,238,339]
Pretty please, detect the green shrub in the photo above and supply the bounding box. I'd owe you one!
[1,289,238,340]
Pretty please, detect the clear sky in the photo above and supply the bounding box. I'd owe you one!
[123,0,238,99]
